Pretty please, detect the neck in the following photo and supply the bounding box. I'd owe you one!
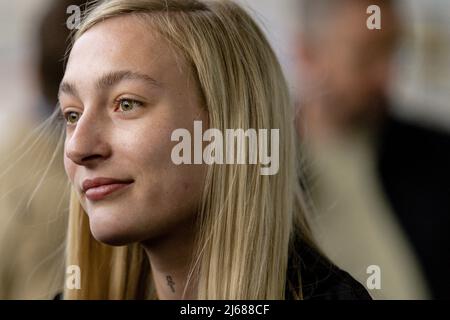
[141,220,198,300]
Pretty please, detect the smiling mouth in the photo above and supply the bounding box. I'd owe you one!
[85,182,134,201]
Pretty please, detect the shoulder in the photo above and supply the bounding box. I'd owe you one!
[289,239,372,300]
[301,264,372,300]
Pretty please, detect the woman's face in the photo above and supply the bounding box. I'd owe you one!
[60,15,207,246]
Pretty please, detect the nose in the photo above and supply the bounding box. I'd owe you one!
[65,111,112,167]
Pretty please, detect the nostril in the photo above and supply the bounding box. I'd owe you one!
[82,154,103,162]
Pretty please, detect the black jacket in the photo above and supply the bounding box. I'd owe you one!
[286,237,372,300]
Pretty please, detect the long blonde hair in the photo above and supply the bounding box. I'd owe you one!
[63,0,314,300]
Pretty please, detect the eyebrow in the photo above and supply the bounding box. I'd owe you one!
[58,70,162,99]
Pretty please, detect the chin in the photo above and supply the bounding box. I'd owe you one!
[91,232,132,247]
[88,213,138,246]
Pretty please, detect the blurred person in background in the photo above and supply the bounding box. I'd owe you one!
[296,0,450,299]
[0,0,86,299]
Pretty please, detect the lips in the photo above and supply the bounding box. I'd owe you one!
[82,177,134,201]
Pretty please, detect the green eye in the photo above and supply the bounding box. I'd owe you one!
[119,99,142,112]
[65,112,80,124]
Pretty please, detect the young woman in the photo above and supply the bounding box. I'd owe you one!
[58,0,371,300]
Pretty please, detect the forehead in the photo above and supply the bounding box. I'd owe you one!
[64,14,183,85]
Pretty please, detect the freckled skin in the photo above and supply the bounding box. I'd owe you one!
[61,15,208,246]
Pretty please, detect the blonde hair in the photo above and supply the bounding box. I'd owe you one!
[63,0,314,300]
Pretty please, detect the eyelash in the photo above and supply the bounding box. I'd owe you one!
[60,98,144,126]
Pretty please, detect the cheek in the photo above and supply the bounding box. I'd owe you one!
[63,153,76,183]
[125,124,175,172]
[128,122,206,212]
